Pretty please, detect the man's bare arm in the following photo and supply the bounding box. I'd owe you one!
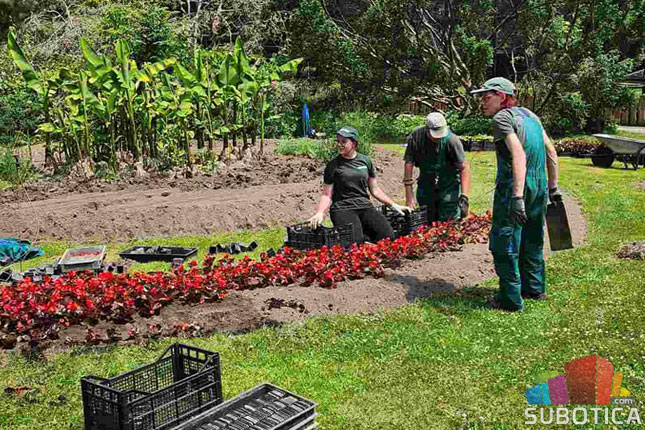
[506,133,526,197]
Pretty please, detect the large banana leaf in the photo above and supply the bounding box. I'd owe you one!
[279,58,303,74]
[194,50,207,85]
[115,39,133,90]
[7,31,43,95]
[234,37,251,80]
[174,63,196,86]
[217,54,239,87]
[79,72,105,116]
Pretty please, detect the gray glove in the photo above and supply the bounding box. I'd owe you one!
[549,187,563,204]
[458,195,469,218]
[510,196,527,225]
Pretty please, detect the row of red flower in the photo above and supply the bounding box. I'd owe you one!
[0,214,491,342]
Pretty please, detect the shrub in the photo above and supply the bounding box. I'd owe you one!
[445,111,493,136]
[553,136,603,156]
[0,146,38,187]
[0,83,41,145]
[264,110,299,138]
[274,137,336,160]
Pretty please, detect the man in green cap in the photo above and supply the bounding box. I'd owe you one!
[403,112,471,221]
[472,77,561,311]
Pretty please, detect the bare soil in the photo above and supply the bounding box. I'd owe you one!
[0,144,587,355]
[0,142,402,242]
[617,241,645,260]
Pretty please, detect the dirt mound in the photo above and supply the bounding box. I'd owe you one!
[617,241,645,260]
[0,147,402,242]
[0,153,323,205]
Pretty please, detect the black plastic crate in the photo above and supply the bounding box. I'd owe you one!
[379,205,429,238]
[119,246,198,263]
[285,223,354,251]
[171,383,318,430]
[82,343,223,430]
[463,137,495,152]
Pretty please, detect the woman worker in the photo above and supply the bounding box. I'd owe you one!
[307,126,411,244]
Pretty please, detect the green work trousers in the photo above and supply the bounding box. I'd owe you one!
[489,172,548,310]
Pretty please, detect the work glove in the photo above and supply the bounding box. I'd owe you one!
[458,194,469,218]
[549,186,563,204]
[391,203,412,216]
[510,196,527,225]
[307,212,324,229]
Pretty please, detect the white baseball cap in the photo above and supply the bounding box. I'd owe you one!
[426,112,448,139]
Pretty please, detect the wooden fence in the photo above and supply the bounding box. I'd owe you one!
[610,95,645,126]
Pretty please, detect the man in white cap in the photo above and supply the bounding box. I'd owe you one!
[403,112,471,221]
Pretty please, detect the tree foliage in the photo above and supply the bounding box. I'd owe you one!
[288,0,644,131]
[2,0,644,140]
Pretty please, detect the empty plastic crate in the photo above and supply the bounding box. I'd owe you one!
[57,246,106,273]
[285,223,354,251]
[81,343,223,430]
[379,205,429,238]
[171,383,318,430]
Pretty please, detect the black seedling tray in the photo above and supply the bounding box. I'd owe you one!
[209,241,258,255]
[172,383,318,430]
[285,223,354,251]
[81,343,222,430]
[119,246,198,263]
[379,205,429,238]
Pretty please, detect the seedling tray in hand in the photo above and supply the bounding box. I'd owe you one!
[172,383,318,430]
[286,223,354,251]
[119,246,198,263]
[81,343,222,430]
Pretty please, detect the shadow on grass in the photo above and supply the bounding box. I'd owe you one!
[392,271,498,312]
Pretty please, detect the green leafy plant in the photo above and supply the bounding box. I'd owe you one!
[7,32,302,173]
[0,145,37,187]
[275,137,336,160]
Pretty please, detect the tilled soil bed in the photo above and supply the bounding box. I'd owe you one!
[0,143,402,242]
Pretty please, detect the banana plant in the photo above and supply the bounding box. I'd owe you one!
[174,51,210,151]
[137,57,177,158]
[7,30,54,163]
[215,53,243,159]
[112,39,141,159]
[160,73,194,168]
[252,56,303,155]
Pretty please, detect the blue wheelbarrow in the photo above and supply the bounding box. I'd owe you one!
[591,134,645,170]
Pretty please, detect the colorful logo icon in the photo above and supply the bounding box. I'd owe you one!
[526,354,632,405]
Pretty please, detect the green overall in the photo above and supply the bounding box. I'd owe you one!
[416,132,461,221]
[490,107,548,310]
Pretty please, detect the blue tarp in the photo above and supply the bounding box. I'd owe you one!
[0,238,43,265]
[302,102,310,137]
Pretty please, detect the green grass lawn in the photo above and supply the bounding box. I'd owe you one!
[615,128,645,140]
[4,228,288,274]
[1,150,645,429]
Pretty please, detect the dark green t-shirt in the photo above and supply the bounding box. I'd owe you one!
[323,153,375,210]
[404,126,466,167]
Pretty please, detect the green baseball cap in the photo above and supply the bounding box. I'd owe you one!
[336,126,359,140]
[470,77,516,95]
